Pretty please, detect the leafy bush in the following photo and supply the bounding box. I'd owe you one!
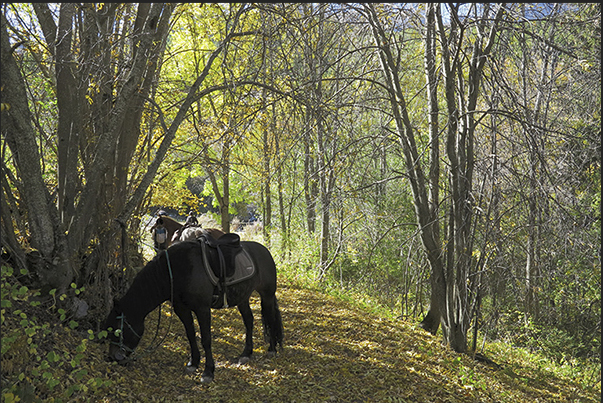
[1,265,112,402]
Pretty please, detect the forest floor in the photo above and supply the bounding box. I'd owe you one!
[2,277,600,402]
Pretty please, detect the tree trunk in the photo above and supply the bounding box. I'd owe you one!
[55,3,81,226]
[436,3,505,353]
[304,113,318,234]
[420,3,444,336]
[221,148,231,233]
[1,14,73,292]
[363,3,505,352]
[262,91,272,241]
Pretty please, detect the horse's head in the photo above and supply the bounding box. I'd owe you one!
[102,301,144,364]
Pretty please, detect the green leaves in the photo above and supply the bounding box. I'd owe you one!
[1,264,115,400]
[46,351,60,363]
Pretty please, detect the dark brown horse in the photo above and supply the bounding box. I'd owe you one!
[102,239,284,383]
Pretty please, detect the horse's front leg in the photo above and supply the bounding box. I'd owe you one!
[173,305,200,373]
[237,300,254,364]
[195,307,215,383]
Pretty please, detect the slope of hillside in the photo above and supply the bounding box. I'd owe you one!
[2,277,599,402]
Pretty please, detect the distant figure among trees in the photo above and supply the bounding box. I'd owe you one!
[153,217,168,251]
[185,211,198,227]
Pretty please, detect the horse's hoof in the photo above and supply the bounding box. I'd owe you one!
[200,375,214,384]
[238,356,250,365]
[185,365,198,374]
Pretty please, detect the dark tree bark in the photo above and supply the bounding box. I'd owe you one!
[1,13,72,291]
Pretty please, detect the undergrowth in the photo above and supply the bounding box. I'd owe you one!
[1,265,113,402]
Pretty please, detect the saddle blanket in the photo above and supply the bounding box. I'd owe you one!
[199,239,255,286]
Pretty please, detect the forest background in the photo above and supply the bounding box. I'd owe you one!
[1,2,600,399]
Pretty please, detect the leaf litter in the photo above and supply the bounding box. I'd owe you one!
[3,278,598,402]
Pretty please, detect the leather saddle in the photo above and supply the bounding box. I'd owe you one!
[197,233,255,308]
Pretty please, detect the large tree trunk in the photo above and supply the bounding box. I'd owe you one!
[1,14,73,292]
[437,3,505,353]
[54,3,81,226]
[419,3,444,336]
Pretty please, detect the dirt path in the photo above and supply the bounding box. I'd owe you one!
[87,281,597,402]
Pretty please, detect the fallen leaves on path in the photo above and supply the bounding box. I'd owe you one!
[4,279,598,402]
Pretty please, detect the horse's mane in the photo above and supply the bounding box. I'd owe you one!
[123,242,193,307]
[143,240,190,269]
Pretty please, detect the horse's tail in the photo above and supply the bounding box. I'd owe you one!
[261,296,284,351]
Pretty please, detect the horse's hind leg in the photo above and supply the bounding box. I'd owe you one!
[237,300,254,364]
[173,305,201,373]
[195,307,215,383]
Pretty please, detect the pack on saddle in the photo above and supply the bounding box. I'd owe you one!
[197,233,255,309]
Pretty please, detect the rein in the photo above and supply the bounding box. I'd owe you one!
[111,243,175,362]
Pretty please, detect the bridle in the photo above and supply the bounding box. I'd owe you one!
[109,313,142,361]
